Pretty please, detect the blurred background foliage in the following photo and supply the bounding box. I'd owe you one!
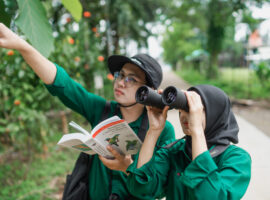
[162,0,270,97]
[1,0,270,199]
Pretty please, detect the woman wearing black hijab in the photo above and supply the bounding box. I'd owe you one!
[125,84,251,200]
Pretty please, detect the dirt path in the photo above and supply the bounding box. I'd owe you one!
[232,102,270,137]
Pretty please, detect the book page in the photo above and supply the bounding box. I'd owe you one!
[57,133,95,155]
[69,121,90,136]
[92,117,142,155]
[91,115,121,136]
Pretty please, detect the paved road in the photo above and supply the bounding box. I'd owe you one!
[161,71,270,200]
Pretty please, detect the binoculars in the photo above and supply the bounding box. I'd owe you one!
[135,85,189,112]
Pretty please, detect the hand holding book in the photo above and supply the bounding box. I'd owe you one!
[99,145,133,174]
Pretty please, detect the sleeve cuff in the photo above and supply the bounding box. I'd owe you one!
[180,150,218,188]
[44,64,69,95]
[127,154,156,184]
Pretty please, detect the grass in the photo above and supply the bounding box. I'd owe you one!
[176,67,270,100]
[0,102,94,200]
[0,137,78,200]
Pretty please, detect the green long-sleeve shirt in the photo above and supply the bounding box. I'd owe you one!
[45,64,176,199]
[127,139,251,200]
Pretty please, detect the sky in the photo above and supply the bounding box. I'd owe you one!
[235,3,270,42]
[251,3,270,18]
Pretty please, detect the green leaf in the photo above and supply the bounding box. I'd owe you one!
[15,0,54,58]
[61,0,82,22]
[0,118,8,125]
[0,0,11,26]
[25,93,33,102]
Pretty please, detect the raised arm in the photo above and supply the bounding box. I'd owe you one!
[179,91,208,160]
[124,105,171,199]
[137,105,169,168]
[0,23,56,84]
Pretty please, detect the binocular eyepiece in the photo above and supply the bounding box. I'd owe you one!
[135,85,189,112]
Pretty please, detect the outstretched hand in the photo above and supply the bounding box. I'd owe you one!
[0,23,25,50]
[99,145,133,175]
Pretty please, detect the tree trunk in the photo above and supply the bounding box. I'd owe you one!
[114,34,120,55]
[207,53,219,79]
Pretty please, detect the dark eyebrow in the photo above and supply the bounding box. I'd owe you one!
[120,70,141,79]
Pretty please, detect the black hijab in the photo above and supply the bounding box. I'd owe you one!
[185,84,239,157]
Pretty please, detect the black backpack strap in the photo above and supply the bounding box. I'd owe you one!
[113,103,120,116]
[137,108,148,142]
[100,101,112,121]
[62,153,92,200]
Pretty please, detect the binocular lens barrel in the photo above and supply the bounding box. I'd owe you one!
[135,85,189,111]
[162,86,189,112]
[135,86,165,109]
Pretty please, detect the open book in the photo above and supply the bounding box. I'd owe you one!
[57,116,142,158]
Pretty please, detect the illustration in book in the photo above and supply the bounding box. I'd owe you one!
[105,134,120,146]
[126,140,138,151]
[72,144,92,152]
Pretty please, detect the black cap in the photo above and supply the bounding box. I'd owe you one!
[108,54,163,89]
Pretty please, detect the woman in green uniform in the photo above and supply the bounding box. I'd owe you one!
[125,84,252,200]
[0,23,175,199]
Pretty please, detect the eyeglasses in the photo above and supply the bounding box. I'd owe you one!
[113,71,145,88]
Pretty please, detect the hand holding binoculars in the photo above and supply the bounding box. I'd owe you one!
[135,85,189,112]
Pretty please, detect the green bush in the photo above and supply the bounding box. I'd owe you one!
[177,67,270,100]
[0,15,113,154]
[254,62,270,88]
[0,49,57,153]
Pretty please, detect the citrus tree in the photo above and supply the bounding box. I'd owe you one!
[0,0,111,153]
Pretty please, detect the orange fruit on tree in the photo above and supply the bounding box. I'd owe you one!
[14,100,21,106]
[107,74,114,81]
[84,11,91,18]
[98,56,104,62]
[7,50,14,56]
[66,17,71,23]
[92,27,97,32]
[74,56,80,62]
[68,38,75,44]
